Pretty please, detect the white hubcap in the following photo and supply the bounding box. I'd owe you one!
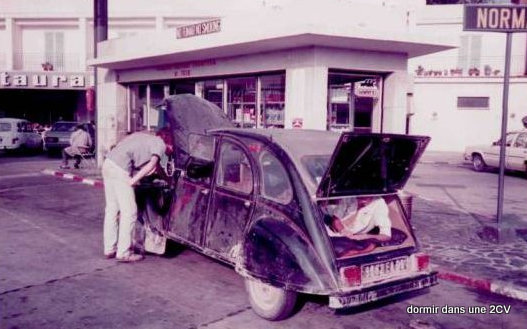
[248,280,282,310]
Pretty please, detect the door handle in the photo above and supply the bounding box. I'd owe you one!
[244,200,251,208]
[200,189,210,195]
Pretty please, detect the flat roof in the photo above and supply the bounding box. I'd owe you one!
[89,3,457,70]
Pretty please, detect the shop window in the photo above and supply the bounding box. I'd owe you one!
[227,77,257,128]
[129,84,147,132]
[457,97,489,110]
[128,83,169,133]
[260,74,285,128]
[202,80,224,110]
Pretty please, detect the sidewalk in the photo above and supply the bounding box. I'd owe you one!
[419,150,466,166]
[41,156,527,304]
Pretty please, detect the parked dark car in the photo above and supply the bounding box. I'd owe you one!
[44,121,94,155]
[136,95,437,321]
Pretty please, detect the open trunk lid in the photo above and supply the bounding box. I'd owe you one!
[316,133,430,198]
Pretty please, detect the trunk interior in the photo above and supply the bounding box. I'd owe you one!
[317,194,416,261]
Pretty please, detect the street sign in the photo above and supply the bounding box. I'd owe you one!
[463,4,527,242]
[464,5,527,32]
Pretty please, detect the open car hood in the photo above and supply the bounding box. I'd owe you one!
[316,133,430,198]
[164,94,234,167]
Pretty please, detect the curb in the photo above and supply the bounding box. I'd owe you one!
[42,168,527,304]
[437,269,527,303]
[42,169,104,188]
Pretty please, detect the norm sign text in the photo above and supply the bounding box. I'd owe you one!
[464,5,527,32]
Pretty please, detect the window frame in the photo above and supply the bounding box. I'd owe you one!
[457,96,490,111]
[259,150,293,205]
[215,140,254,195]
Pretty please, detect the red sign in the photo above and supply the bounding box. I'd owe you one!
[292,118,303,129]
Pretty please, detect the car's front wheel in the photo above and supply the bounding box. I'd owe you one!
[245,278,297,321]
[472,154,487,172]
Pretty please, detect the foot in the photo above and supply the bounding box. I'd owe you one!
[59,165,70,169]
[116,253,144,263]
[104,251,116,259]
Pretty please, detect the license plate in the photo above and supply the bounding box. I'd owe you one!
[361,257,410,284]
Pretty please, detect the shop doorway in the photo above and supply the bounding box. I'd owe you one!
[327,72,381,133]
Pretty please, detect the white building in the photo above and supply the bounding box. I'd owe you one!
[89,0,455,158]
[2,0,459,158]
[0,0,220,123]
[409,3,527,151]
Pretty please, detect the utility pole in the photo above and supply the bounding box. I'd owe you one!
[93,0,108,164]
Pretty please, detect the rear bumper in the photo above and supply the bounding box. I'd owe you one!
[329,272,438,309]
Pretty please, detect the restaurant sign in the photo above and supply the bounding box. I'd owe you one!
[464,5,527,32]
[0,71,92,90]
[177,19,221,39]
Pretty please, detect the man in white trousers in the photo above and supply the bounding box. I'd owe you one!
[102,128,174,262]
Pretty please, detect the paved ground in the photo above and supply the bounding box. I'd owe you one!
[408,151,527,300]
[1,154,527,329]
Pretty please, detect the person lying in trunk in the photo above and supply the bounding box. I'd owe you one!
[329,196,392,242]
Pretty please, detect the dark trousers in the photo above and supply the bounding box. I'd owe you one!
[62,149,82,167]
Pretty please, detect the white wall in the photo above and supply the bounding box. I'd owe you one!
[412,78,527,151]
[411,4,527,76]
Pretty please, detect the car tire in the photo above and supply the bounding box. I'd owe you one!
[245,278,297,321]
[472,154,486,172]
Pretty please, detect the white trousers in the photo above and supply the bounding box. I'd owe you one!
[102,159,137,258]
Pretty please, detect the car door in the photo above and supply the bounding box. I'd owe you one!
[204,138,255,261]
[507,132,527,171]
[485,133,514,168]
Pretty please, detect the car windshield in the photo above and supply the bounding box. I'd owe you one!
[0,123,12,132]
[51,122,77,132]
[301,155,331,184]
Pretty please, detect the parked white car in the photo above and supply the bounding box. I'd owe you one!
[0,118,43,152]
[464,130,527,175]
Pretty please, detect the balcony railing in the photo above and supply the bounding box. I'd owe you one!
[13,52,88,72]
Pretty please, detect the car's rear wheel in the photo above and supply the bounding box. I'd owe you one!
[472,154,486,172]
[245,278,297,321]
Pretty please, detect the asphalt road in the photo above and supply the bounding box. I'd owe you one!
[1,154,526,329]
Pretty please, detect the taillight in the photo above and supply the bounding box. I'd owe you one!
[416,253,430,272]
[340,265,362,287]
[12,138,19,144]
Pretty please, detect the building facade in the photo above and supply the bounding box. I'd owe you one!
[0,0,218,124]
[90,0,454,158]
[409,2,527,151]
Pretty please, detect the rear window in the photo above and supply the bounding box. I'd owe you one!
[0,123,12,132]
[301,155,331,184]
[51,122,77,132]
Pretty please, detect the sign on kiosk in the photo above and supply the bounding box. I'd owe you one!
[464,4,527,32]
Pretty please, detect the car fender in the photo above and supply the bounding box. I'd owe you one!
[238,214,335,294]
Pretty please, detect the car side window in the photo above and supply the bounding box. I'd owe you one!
[515,133,527,148]
[216,142,253,194]
[260,151,293,205]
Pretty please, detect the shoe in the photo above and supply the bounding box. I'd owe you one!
[59,165,70,169]
[104,251,116,259]
[116,254,144,263]
[74,164,80,169]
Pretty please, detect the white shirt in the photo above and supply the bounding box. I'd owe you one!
[342,197,391,237]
